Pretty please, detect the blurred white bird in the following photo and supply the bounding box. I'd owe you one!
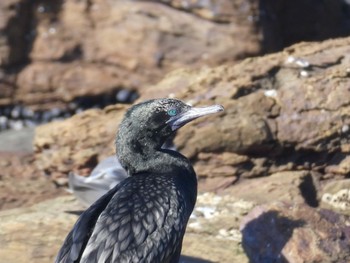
[68,156,128,207]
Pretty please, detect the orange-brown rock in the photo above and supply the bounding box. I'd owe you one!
[2,0,350,110]
[5,0,261,109]
[34,104,127,181]
[34,37,350,184]
[240,202,350,262]
[146,37,350,179]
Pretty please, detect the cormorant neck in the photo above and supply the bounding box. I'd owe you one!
[116,127,187,175]
[117,139,191,176]
[117,136,156,174]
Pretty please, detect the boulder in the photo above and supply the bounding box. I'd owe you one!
[147,37,350,180]
[0,193,252,263]
[34,37,350,183]
[1,0,350,110]
[0,196,83,263]
[224,171,320,207]
[5,0,261,110]
[240,202,350,263]
[320,179,350,215]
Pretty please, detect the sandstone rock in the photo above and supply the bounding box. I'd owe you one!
[3,0,349,111]
[33,37,350,182]
[0,196,83,263]
[0,157,61,210]
[240,202,350,263]
[149,0,255,23]
[225,171,320,207]
[0,193,251,263]
[15,62,142,110]
[8,0,260,110]
[320,179,350,214]
[34,104,128,180]
[144,37,350,179]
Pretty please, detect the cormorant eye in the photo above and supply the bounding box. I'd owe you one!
[167,109,177,116]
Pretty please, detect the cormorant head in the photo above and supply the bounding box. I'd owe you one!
[117,98,224,150]
[116,98,223,175]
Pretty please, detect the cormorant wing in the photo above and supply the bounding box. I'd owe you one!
[55,182,122,263]
[58,172,188,263]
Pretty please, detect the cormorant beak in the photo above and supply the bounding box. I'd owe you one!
[167,104,224,131]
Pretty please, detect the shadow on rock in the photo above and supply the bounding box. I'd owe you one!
[241,210,305,263]
[180,255,213,263]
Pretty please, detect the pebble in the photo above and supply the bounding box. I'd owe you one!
[22,108,34,118]
[49,108,62,118]
[300,70,309,77]
[0,116,8,130]
[41,111,53,123]
[285,56,310,68]
[9,120,24,130]
[11,105,23,119]
[264,89,277,98]
[341,124,349,133]
[24,119,36,127]
[116,90,131,102]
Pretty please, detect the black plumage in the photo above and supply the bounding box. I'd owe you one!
[55,98,224,263]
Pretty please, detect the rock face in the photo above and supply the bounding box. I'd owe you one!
[0,193,252,263]
[321,179,350,214]
[147,37,350,181]
[240,202,350,263]
[0,0,261,109]
[1,0,350,110]
[0,196,83,263]
[34,104,128,182]
[224,171,320,207]
[34,37,350,185]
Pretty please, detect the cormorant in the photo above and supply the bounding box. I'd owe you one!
[56,98,224,263]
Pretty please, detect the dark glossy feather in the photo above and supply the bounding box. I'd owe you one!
[56,172,189,263]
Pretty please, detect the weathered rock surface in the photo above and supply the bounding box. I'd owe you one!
[1,0,350,110]
[225,171,320,207]
[0,154,63,211]
[321,179,350,214]
[147,37,350,179]
[0,193,252,263]
[0,196,83,263]
[240,202,350,263]
[0,0,261,109]
[34,104,128,181]
[34,37,350,183]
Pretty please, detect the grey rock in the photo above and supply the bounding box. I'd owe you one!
[240,202,350,263]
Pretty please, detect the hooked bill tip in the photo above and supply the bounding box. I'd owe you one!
[215,104,224,112]
[197,104,224,115]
